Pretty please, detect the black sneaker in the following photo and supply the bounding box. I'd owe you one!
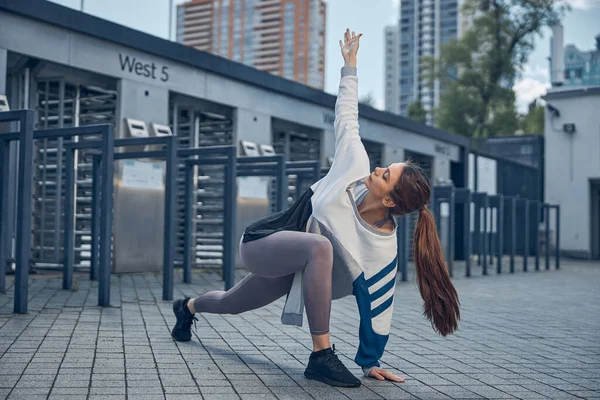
[304,345,361,388]
[171,298,198,342]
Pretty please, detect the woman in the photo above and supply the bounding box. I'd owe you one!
[171,29,460,388]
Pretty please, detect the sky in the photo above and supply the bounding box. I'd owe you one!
[50,0,600,114]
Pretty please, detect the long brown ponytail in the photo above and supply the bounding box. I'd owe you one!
[389,160,460,336]
[413,206,460,336]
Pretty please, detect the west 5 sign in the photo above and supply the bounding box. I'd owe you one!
[119,54,169,82]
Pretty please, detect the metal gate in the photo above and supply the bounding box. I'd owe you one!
[170,101,234,268]
[272,128,322,207]
[32,78,117,269]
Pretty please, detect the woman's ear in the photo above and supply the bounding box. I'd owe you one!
[382,197,396,208]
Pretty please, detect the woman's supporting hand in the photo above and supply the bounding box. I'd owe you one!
[368,368,405,383]
[339,28,362,67]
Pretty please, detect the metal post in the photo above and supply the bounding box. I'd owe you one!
[63,147,75,290]
[523,199,529,272]
[277,156,286,212]
[14,110,35,314]
[430,186,441,231]
[433,194,441,232]
[534,202,541,271]
[183,163,194,284]
[473,153,478,192]
[397,215,409,282]
[55,81,65,264]
[163,136,177,301]
[223,146,237,290]
[545,205,550,270]
[496,196,504,274]
[555,205,560,269]
[448,189,455,278]
[0,139,8,293]
[489,213,495,268]
[464,191,472,278]
[90,156,101,281]
[98,126,114,307]
[482,197,488,275]
[474,197,481,267]
[509,197,516,273]
[296,176,303,200]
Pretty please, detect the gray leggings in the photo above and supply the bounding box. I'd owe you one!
[193,231,333,335]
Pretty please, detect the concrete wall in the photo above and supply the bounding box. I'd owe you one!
[383,145,405,166]
[117,78,169,136]
[234,108,271,146]
[544,89,600,257]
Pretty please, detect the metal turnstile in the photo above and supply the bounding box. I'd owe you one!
[32,78,117,270]
[170,101,234,269]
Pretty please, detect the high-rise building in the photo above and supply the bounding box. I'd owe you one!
[177,0,326,90]
[385,0,468,123]
[550,24,600,88]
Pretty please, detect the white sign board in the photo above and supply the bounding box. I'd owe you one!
[237,176,269,200]
[477,156,497,195]
[468,154,498,232]
[122,160,163,189]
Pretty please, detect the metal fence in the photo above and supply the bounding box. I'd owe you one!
[471,142,544,257]
[0,109,561,315]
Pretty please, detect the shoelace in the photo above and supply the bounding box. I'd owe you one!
[323,345,346,372]
[184,314,198,332]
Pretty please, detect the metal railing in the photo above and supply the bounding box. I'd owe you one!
[432,185,561,279]
[0,109,563,315]
[0,113,115,313]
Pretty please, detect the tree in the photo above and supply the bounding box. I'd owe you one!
[359,92,376,107]
[407,100,427,123]
[422,0,567,137]
[519,99,545,135]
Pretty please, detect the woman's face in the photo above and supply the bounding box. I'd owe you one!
[365,162,405,206]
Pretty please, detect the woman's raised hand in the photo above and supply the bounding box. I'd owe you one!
[339,28,362,67]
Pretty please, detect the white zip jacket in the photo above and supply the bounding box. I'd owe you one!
[278,66,399,375]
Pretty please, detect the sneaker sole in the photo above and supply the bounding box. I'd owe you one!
[171,333,191,342]
[304,368,361,388]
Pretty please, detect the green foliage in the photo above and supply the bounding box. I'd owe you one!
[407,100,428,123]
[519,99,545,135]
[424,0,567,137]
[359,92,376,107]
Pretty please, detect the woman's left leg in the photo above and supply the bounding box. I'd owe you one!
[189,272,294,315]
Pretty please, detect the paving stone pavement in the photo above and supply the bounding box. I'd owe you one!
[1,258,599,400]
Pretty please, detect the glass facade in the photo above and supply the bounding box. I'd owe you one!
[243,0,256,65]
[178,0,325,89]
[308,0,325,88]
[439,0,458,46]
[561,42,600,87]
[399,0,416,115]
[176,7,185,43]
[232,0,242,61]
[283,1,295,79]
[387,0,461,121]
[220,0,229,57]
